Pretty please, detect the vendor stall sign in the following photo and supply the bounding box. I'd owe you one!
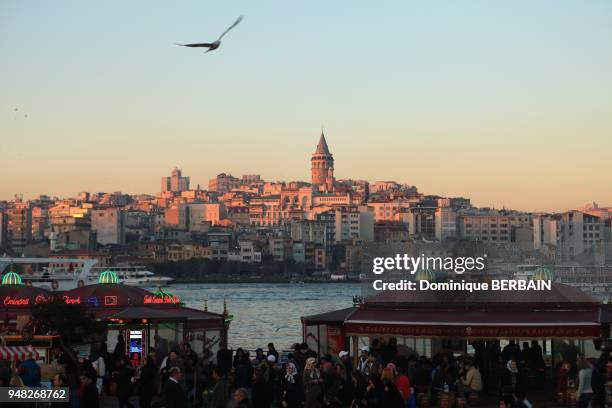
[62,296,81,305]
[3,296,30,306]
[143,294,180,304]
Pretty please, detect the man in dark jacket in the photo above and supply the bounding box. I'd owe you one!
[211,367,230,408]
[162,367,186,408]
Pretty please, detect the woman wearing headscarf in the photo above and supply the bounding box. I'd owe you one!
[303,357,322,408]
[501,359,523,396]
[281,363,301,408]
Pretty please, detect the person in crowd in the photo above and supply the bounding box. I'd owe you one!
[576,357,594,408]
[459,358,483,396]
[161,367,186,408]
[556,360,572,398]
[252,368,272,408]
[51,374,69,408]
[159,350,185,390]
[210,366,230,408]
[303,357,323,408]
[281,362,301,408]
[9,373,25,387]
[180,342,198,395]
[267,343,279,362]
[501,341,522,365]
[356,346,371,375]
[380,367,404,408]
[364,374,383,408]
[233,347,253,388]
[114,356,135,408]
[515,390,533,408]
[79,373,99,408]
[501,359,522,395]
[321,359,342,407]
[234,387,254,408]
[390,362,411,403]
[0,358,11,386]
[113,334,126,357]
[499,394,515,408]
[216,344,233,376]
[412,357,432,395]
[138,355,157,408]
[90,348,106,395]
[349,371,368,408]
[18,353,41,387]
[337,351,354,405]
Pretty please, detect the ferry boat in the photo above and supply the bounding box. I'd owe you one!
[0,257,173,291]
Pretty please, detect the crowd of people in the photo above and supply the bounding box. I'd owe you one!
[0,336,611,408]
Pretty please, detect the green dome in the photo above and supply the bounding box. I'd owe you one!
[1,271,23,285]
[414,269,436,281]
[98,270,120,284]
[531,267,555,282]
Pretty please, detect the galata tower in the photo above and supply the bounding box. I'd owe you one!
[311,131,334,191]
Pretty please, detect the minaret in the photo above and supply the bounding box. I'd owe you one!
[311,131,334,191]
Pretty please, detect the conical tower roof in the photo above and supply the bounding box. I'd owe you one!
[314,132,331,155]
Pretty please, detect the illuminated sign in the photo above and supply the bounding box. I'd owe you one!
[63,296,81,304]
[104,296,118,306]
[143,295,180,304]
[3,296,30,306]
[87,297,100,307]
[34,295,52,304]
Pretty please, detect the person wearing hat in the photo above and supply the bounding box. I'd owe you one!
[357,346,375,376]
[337,350,354,405]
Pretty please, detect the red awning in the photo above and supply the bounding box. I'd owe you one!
[0,345,40,360]
[344,308,602,339]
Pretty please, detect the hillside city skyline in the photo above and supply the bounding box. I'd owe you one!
[2,132,609,214]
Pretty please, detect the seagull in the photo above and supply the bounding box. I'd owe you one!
[177,16,243,53]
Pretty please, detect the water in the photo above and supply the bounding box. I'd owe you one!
[163,282,359,351]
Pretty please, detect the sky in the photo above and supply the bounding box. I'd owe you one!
[1,0,611,212]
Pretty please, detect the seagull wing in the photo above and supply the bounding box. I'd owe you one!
[216,15,243,41]
[176,43,214,48]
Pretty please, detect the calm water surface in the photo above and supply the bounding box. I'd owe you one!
[159,282,360,351]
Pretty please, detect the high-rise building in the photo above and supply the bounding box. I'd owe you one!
[161,167,190,193]
[311,132,334,191]
[7,202,32,250]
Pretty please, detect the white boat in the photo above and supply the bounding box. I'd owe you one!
[0,257,173,291]
[90,266,173,287]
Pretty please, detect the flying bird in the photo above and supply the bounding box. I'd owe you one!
[177,16,243,53]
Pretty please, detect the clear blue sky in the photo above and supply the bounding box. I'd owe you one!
[1,1,611,211]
